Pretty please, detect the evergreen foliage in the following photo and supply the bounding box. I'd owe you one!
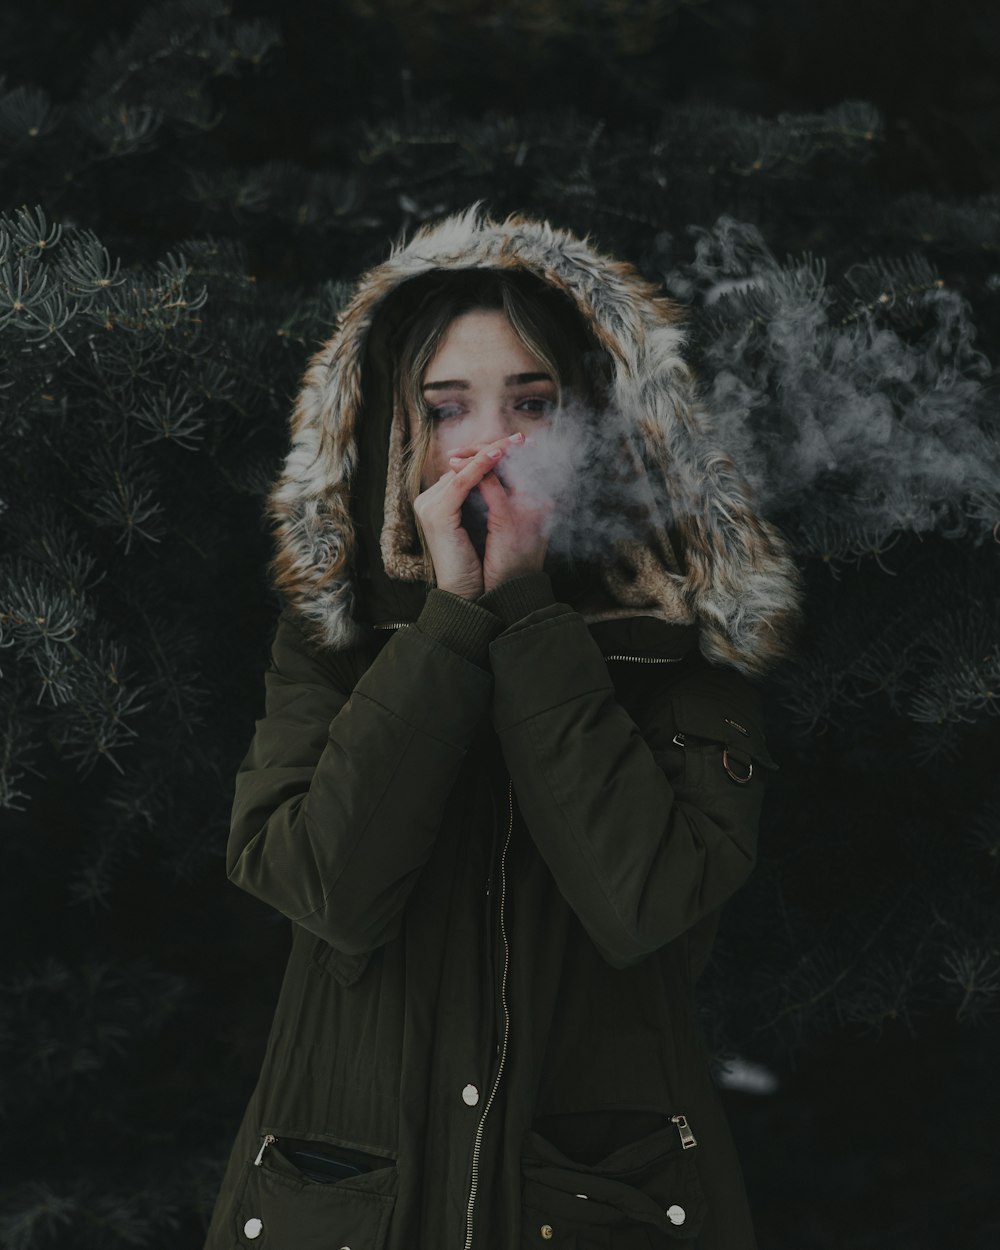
[1,0,997,1244]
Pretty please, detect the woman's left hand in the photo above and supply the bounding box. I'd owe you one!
[447,445,554,592]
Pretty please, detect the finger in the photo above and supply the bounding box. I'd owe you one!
[446,432,525,463]
[448,444,509,491]
[476,472,512,525]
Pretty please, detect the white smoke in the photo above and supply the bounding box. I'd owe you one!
[663,215,999,539]
[462,217,998,565]
[469,394,666,561]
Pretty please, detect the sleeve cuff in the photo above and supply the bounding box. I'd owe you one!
[414,588,505,667]
[476,571,557,627]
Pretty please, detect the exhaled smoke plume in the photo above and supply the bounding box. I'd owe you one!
[461,217,998,569]
[469,394,668,563]
[664,215,999,541]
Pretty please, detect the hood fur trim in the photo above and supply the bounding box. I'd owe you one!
[266,202,803,677]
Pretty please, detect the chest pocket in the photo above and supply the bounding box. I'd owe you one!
[668,693,778,790]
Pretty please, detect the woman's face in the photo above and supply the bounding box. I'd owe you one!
[412,309,557,490]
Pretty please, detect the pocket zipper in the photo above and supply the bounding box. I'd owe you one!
[571,1114,697,1201]
[605,654,682,664]
[670,1114,697,1149]
[254,1134,276,1165]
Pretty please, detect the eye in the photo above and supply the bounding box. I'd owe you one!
[516,396,555,415]
[426,403,463,421]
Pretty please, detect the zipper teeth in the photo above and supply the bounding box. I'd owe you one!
[464,778,514,1250]
[604,654,682,664]
[373,622,411,630]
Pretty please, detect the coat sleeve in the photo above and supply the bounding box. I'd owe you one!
[226,590,504,955]
[479,572,779,970]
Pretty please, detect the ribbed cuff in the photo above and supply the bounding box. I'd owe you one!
[414,589,505,668]
[476,571,557,627]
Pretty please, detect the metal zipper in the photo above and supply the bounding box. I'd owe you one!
[373,622,411,630]
[464,777,514,1250]
[670,1113,697,1148]
[604,654,682,664]
[254,1133,276,1165]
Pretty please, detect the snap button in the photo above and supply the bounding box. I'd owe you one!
[666,1204,686,1224]
[243,1217,263,1238]
[462,1083,480,1105]
[540,1225,553,1239]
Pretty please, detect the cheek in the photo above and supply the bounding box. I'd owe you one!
[420,414,477,487]
[420,429,448,490]
[514,412,553,437]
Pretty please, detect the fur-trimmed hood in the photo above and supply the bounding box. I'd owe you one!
[265,202,803,677]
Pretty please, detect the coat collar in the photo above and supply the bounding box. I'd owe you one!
[266,202,803,678]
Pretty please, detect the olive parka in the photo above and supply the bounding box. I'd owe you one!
[203,203,804,1250]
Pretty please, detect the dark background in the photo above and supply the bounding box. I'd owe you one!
[1,1,998,1247]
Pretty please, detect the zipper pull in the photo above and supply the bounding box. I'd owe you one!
[254,1134,276,1166]
[670,1114,697,1149]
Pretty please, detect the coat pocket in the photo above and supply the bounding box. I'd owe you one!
[234,1130,397,1248]
[669,693,778,789]
[520,1112,707,1247]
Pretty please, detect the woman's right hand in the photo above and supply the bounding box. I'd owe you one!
[413,434,522,600]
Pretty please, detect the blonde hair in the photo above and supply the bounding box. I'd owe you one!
[391,269,610,575]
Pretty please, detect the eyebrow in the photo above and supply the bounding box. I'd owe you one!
[422,372,554,391]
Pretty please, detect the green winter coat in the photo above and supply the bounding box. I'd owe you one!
[203,203,802,1250]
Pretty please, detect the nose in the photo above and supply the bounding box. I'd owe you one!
[462,405,517,447]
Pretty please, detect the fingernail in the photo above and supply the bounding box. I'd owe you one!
[488,448,503,459]
[509,432,525,443]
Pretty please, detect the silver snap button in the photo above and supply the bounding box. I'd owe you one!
[462,1083,480,1105]
[243,1217,263,1238]
[666,1204,686,1224]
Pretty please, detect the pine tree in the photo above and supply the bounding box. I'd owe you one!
[1,0,998,1245]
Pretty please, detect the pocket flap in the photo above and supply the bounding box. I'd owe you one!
[670,694,778,770]
[238,1131,397,1249]
[238,1158,395,1249]
[522,1123,706,1239]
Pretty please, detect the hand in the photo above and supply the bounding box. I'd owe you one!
[445,436,554,594]
[412,434,524,600]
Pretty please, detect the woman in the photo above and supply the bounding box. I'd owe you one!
[203,202,803,1250]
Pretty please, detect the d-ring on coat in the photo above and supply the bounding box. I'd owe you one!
[202,203,803,1250]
